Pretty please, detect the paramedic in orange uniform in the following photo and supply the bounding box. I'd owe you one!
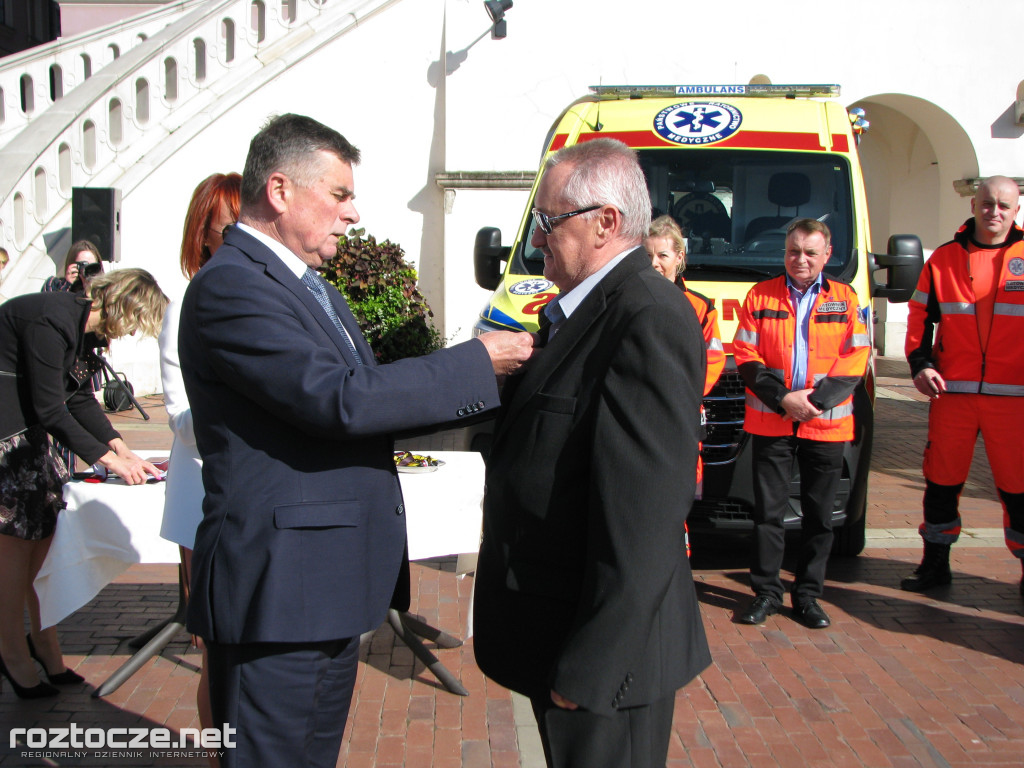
[733,218,870,629]
[902,176,1024,594]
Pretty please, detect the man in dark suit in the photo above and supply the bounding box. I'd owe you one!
[178,114,533,768]
[473,138,711,768]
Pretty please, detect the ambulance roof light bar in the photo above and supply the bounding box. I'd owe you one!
[589,84,841,99]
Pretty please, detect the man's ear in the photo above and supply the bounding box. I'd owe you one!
[266,171,290,215]
[593,205,620,244]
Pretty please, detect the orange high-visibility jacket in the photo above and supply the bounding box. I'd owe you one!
[733,274,870,442]
[906,218,1024,396]
[680,281,726,396]
[680,281,725,499]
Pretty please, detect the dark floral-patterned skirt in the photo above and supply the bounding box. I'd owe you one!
[0,425,69,540]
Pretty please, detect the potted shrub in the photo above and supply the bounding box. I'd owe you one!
[319,229,442,364]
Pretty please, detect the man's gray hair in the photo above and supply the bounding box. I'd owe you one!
[545,138,651,242]
[241,113,360,208]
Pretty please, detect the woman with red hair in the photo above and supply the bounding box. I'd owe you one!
[159,173,240,766]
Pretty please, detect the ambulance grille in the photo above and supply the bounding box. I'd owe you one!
[690,499,752,524]
[701,371,746,465]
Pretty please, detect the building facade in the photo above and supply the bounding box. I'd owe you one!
[0,0,1021,389]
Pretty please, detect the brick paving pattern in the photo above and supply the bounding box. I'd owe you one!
[2,361,1023,767]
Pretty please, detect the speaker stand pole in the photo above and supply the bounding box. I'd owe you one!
[96,353,149,420]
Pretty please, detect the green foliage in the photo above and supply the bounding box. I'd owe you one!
[319,229,442,364]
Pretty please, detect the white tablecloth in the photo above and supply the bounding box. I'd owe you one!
[34,450,484,628]
[399,451,484,562]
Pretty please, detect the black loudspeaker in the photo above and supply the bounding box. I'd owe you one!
[72,187,121,262]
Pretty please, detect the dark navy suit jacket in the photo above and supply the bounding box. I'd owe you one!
[179,226,498,644]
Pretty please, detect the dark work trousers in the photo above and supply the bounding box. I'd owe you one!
[530,693,675,768]
[750,434,845,604]
[205,637,358,768]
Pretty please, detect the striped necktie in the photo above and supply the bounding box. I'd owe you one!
[301,268,363,365]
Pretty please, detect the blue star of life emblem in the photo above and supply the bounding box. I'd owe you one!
[654,102,743,145]
[509,279,553,295]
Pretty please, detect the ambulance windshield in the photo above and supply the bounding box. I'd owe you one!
[515,149,854,281]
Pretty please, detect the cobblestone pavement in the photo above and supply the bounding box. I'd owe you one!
[2,360,1023,768]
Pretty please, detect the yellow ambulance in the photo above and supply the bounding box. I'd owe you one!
[471,84,922,556]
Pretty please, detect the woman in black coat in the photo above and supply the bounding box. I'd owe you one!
[0,268,168,698]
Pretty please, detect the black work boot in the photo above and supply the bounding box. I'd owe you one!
[900,542,952,592]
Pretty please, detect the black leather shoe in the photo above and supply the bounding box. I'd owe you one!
[0,652,58,699]
[26,634,84,686]
[900,542,952,592]
[738,595,780,625]
[793,600,831,629]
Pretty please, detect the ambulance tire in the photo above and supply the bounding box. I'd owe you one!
[832,498,866,557]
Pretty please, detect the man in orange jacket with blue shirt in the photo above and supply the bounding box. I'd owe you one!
[733,218,870,628]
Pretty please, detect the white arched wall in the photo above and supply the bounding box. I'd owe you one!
[852,94,978,354]
[854,94,979,249]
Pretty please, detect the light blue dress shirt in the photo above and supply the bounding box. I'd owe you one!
[543,250,630,339]
[787,273,823,391]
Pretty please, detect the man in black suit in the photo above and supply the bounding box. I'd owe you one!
[178,114,533,768]
[473,138,711,768]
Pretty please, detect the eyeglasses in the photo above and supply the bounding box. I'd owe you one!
[531,205,602,235]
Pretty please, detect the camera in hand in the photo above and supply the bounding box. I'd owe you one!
[69,261,104,294]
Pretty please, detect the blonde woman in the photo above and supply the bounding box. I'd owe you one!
[0,269,168,698]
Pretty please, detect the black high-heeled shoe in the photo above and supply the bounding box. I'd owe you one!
[0,651,58,699]
[26,634,84,686]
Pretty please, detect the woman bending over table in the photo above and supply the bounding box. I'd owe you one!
[0,268,168,698]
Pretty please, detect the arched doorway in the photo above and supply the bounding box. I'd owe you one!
[852,94,977,251]
[850,94,977,355]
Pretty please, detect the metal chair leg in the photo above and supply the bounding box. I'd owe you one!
[386,609,468,696]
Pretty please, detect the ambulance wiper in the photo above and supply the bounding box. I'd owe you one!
[686,263,775,277]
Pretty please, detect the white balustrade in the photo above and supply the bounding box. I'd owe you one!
[0,0,211,146]
[0,0,383,297]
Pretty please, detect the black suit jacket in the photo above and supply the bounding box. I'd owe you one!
[0,291,118,460]
[473,249,712,716]
[179,226,499,644]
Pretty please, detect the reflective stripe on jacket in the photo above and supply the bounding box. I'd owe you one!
[680,281,726,396]
[680,281,726,494]
[905,218,1024,396]
[733,274,870,442]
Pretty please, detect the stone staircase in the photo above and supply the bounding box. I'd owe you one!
[0,0,396,297]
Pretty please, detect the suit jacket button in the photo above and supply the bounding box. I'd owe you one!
[396,504,404,516]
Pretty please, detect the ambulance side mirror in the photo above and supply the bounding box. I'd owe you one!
[474,227,508,291]
[870,234,923,302]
